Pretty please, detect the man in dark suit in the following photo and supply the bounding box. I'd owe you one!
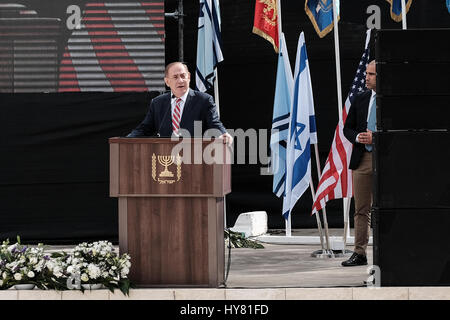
[127,62,232,145]
[342,60,377,266]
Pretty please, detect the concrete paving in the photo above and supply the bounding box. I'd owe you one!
[225,243,372,288]
[224,228,372,288]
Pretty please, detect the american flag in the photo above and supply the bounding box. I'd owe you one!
[311,29,371,215]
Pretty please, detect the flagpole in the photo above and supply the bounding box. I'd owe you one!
[214,5,226,230]
[332,0,350,246]
[277,0,282,39]
[305,0,327,247]
[214,69,220,116]
[332,0,343,119]
[286,211,291,237]
[277,0,292,237]
[213,68,226,231]
[310,180,326,251]
[401,0,407,29]
[313,144,331,252]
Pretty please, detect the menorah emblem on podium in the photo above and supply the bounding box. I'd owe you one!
[158,155,174,178]
[152,153,182,184]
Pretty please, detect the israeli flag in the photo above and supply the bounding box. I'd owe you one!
[282,32,317,220]
[196,0,224,92]
[270,33,293,197]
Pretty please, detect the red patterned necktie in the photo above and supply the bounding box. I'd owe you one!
[172,98,182,133]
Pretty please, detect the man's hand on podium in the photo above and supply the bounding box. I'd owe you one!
[220,132,233,146]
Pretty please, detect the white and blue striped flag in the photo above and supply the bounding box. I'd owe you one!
[282,32,317,220]
[196,0,224,92]
[270,33,293,197]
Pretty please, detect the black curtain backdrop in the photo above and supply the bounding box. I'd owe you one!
[0,93,153,243]
[1,0,449,242]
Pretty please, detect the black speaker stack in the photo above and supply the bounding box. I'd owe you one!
[373,29,450,286]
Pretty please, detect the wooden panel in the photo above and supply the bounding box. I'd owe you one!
[126,197,211,286]
[213,198,225,286]
[208,198,218,286]
[109,143,119,196]
[223,145,232,194]
[109,137,228,287]
[118,197,128,254]
[119,142,213,195]
[109,138,231,197]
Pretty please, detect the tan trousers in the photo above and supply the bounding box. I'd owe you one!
[352,151,373,256]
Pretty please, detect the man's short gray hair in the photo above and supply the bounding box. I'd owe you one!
[165,62,189,77]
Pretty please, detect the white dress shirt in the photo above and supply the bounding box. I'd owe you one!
[170,88,189,123]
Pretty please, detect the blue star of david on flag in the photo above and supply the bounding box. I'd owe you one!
[282,32,317,220]
[294,122,306,151]
[270,33,293,197]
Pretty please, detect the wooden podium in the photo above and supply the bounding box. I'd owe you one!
[109,137,231,287]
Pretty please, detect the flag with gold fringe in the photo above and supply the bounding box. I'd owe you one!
[253,0,279,53]
[305,0,340,38]
[386,0,414,22]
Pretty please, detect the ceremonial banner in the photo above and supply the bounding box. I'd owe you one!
[253,0,279,52]
[305,0,340,38]
[386,0,414,22]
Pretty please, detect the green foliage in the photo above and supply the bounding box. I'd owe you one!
[224,229,264,249]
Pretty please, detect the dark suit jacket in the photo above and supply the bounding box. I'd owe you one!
[343,90,372,170]
[127,89,226,137]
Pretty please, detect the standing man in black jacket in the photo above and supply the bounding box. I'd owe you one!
[127,62,232,145]
[342,60,377,267]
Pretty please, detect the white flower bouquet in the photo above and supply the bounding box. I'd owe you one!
[0,238,132,295]
[0,237,56,289]
[63,240,132,295]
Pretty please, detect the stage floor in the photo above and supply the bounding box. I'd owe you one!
[225,228,370,288]
[225,243,371,288]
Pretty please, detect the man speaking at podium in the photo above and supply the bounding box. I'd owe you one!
[127,62,232,145]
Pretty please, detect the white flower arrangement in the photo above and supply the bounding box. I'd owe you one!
[62,241,132,295]
[0,238,132,295]
[0,237,55,289]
